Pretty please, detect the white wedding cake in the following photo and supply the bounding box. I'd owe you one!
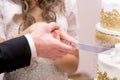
[95,0,120,46]
[97,44,120,80]
[96,1,120,79]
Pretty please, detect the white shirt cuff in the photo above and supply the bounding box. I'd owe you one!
[25,34,37,58]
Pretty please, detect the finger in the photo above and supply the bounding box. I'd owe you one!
[45,54,63,61]
[48,22,60,33]
[52,30,60,40]
[53,38,76,54]
[60,30,78,43]
[60,30,78,47]
[48,55,63,61]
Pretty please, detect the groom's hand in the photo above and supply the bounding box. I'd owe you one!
[30,22,76,60]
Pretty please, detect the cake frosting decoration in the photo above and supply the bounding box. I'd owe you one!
[95,0,120,45]
[97,44,120,80]
[100,9,120,31]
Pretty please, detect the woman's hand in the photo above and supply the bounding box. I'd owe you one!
[19,22,58,35]
[51,27,79,74]
[52,29,78,47]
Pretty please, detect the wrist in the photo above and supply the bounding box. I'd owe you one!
[25,34,37,58]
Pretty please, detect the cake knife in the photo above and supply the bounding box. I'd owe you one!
[75,43,113,53]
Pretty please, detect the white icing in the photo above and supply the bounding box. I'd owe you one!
[96,23,120,36]
[102,0,120,4]
[102,0,120,13]
[98,53,120,79]
[114,43,120,53]
[98,44,120,79]
[110,44,120,63]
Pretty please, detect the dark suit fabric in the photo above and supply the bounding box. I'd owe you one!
[0,36,31,73]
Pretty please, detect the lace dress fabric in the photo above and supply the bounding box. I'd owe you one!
[0,0,79,80]
[65,0,79,40]
[0,0,6,40]
[4,58,68,80]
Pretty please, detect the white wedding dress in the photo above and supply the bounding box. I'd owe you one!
[0,0,79,80]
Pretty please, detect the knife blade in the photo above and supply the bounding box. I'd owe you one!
[75,43,113,53]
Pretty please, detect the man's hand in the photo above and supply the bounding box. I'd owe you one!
[30,22,76,60]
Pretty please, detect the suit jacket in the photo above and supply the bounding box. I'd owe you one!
[0,36,31,73]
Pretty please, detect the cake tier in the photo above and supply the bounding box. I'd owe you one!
[101,0,120,31]
[97,47,120,80]
[102,0,120,13]
[95,30,120,44]
[95,23,120,44]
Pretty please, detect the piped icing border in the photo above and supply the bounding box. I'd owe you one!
[96,23,120,36]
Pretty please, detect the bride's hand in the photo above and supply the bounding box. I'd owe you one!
[52,29,78,47]
[18,22,59,36]
[18,22,46,36]
[52,28,79,74]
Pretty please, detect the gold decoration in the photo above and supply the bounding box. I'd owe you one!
[97,70,117,80]
[100,9,120,31]
[95,30,120,44]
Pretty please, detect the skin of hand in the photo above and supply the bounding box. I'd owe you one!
[20,22,79,74]
[29,22,76,60]
[52,29,79,74]
[54,29,78,46]
[55,49,79,74]
[0,38,5,43]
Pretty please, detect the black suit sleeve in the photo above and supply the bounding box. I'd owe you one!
[0,36,31,73]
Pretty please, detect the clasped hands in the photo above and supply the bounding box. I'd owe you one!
[20,22,78,60]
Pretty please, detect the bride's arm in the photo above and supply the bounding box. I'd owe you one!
[55,49,79,74]
[55,0,80,74]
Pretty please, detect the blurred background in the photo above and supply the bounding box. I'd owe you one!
[76,0,101,79]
